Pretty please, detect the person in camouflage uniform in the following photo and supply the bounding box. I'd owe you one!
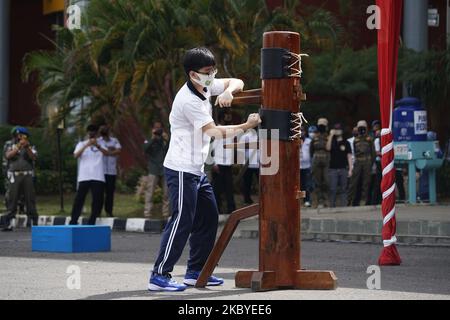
[310,118,330,208]
[347,120,376,206]
[2,127,39,231]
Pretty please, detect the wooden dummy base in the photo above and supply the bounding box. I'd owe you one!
[235,270,338,292]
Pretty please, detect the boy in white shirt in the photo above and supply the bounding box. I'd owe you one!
[149,47,261,292]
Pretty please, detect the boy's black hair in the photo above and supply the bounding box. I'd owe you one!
[183,47,216,76]
[87,124,98,132]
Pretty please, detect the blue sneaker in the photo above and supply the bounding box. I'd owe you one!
[183,271,224,286]
[148,273,187,292]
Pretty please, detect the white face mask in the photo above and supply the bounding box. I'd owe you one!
[309,133,316,139]
[191,69,217,88]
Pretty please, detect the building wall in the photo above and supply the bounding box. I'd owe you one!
[8,0,61,126]
[0,0,10,125]
[429,0,448,50]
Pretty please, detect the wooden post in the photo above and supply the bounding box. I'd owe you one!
[234,31,337,291]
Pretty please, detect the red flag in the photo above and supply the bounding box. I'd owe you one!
[376,0,402,265]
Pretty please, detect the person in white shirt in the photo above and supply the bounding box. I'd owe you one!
[149,47,261,292]
[371,129,382,205]
[211,113,236,214]
[347,126,358,166]
[239,128,260,205]
[69,124,110,225]
[98,125,121,217]
[300,126,313,207]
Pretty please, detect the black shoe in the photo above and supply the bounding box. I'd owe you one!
[2,226,13,232]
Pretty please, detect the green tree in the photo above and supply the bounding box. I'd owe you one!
[22,0,345,162]
[302,46,379,125]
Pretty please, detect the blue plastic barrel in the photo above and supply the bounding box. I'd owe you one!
[393,97,427,142]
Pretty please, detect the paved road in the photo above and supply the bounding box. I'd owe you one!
[0,230,449,300]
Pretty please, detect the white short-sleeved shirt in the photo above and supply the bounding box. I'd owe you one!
[238,130,260,169]
[212,136,235,166]
[99,136,121,175]
[300,137,312,169]
[164,79,225,176]
[74,139,106,183]
[347,137,355,165]
[374,137,381,162]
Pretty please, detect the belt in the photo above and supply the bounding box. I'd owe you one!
[10,171,34,176]
[355,156,372,161]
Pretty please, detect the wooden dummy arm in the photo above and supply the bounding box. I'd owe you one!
[231,88,262,106]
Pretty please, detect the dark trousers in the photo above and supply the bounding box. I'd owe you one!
[153,168,219,275]
[370,162,382,205]
[3,174,38,226]
[70,180,105,225]
[348,160,372,206]
[212,165,236,214]
[241,167,259,204]
[300,168,312,203]
[312,156,330,206]
[395,169,406,201]
[104,175,116,216]
[328,168,348,207]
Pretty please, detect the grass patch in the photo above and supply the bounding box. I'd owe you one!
[0,193,145,219]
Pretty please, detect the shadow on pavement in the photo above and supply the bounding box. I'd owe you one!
[83,287,252,301]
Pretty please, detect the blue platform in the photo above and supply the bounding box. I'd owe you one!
[32,225,111,253]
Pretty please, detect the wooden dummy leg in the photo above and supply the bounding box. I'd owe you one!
[235,271,277,292]
[195,204,259,288]
[295,270,338,290]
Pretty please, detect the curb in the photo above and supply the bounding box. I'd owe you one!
[236,216,450,247]
[238,229,450,246]
[303,217,450,237]
[4,214,450,247]
[0,213,230,232]
[1,214,167,233]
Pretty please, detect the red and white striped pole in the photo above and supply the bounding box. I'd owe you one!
[376,0,402,265]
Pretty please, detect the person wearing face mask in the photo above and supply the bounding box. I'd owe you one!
[148,47,260,292]
[326,123,353,207]
[310,118,330,208]
[370,129,382,205]
[300,126,313,207]
[347,120,376,207]
[2,127,39,231]
[98,124,122,217]
[143,121,170,219]
[308,125,318,140]
[347,127,358,166]
[69,124,110,225]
